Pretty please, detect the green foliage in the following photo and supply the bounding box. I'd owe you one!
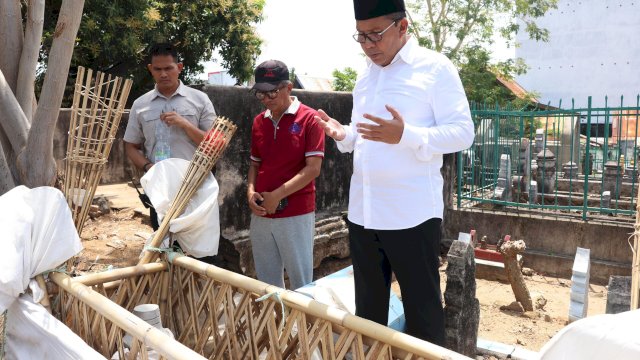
[331,67,358,92]
[39,0,265,105]
[406,0,557,61]
[406,0,555,107]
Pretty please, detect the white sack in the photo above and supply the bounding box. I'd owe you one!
[0,186,102,358]
[0,186,82,312]
[140,158,220,258]
[6,295,105,359]
[538,309,640,359]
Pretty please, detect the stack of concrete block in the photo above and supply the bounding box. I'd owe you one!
[569,247,590,322]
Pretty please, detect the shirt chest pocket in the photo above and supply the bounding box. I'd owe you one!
[139,109,162,137]
[176,107,199,127]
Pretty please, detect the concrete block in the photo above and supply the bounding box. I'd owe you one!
[475,258,508,283]
[477,338,538,360]
[569,300,588,320]
[606,275,631,314]
[458,232,471,244]
[572,247,591,275]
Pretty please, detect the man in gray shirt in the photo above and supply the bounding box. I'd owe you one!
[124,43,216,230]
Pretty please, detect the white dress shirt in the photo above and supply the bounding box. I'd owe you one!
[336,36,474,230]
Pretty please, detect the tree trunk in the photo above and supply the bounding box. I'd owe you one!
[17,0,85,187]
[499,239,534,311]
[0,140,16,194]
[0,0,24,93]
[16,0,45,120]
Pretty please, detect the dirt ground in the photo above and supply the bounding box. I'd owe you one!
[75,183,608,355]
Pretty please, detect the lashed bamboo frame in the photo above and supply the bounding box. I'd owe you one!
[51,271,204,360]
[63,257,470,360]
[63,66,132,233]
[138,117,237,265]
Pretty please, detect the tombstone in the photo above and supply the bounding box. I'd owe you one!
[563,161,579,179]
[581,153,593,175]
[444,240,480,356]
[624,166,636,181]
[493,154,512,201]
[606,276,631,314]
[528,180,538,204]
[569,247,590,323]
[536,149,556,195]
[601,190,611,211]
[603,160,621,199]
[535,129,545,155]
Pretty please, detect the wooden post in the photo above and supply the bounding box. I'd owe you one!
[499,238,534,311]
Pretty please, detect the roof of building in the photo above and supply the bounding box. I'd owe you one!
[294,75,333,92]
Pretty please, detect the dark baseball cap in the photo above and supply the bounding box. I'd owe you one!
[252,60,289,92]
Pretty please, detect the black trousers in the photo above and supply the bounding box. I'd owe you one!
[347,217,445,346]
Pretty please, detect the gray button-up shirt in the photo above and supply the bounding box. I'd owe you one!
[124,81,216,163]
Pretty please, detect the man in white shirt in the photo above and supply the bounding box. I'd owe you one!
[316,0,474,346]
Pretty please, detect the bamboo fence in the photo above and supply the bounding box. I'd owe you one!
[63,66,132,233]
[56,256,471,360]
[138,117,237,265]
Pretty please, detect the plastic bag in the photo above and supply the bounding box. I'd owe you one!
[140,158,220,258]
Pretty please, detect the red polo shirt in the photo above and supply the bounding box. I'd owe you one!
[250,98,325,218]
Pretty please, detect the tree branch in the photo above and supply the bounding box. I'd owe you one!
[0,69,29,152]
[19,0,85,187]
[0,0,24,93]
[16,0,45,121]
[425,0,442,50]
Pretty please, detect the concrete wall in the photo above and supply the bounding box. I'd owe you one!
[515,0,640,108]
[54,85,355,235]
[444,208,633,284]
[202,85,354,234]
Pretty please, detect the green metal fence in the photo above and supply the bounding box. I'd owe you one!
[457,96,640,221]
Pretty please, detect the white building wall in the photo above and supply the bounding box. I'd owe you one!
[515,0,640,109]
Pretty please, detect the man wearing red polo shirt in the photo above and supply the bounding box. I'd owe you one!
[246,60,325,289]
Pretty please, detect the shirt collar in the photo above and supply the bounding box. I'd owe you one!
[152,80,187,100]
[264,96,301,119]
[366,36,418,68]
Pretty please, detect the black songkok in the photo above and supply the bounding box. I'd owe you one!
[353,0,406,20]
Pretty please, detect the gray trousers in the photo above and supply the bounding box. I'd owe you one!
[249,212,315,289]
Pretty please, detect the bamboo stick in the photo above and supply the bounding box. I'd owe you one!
[50,272,205,360]
[35,275,51,313]
[138,117,237,264]
[74,262,167,287]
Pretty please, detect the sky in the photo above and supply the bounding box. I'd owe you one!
[200,0,515,81]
